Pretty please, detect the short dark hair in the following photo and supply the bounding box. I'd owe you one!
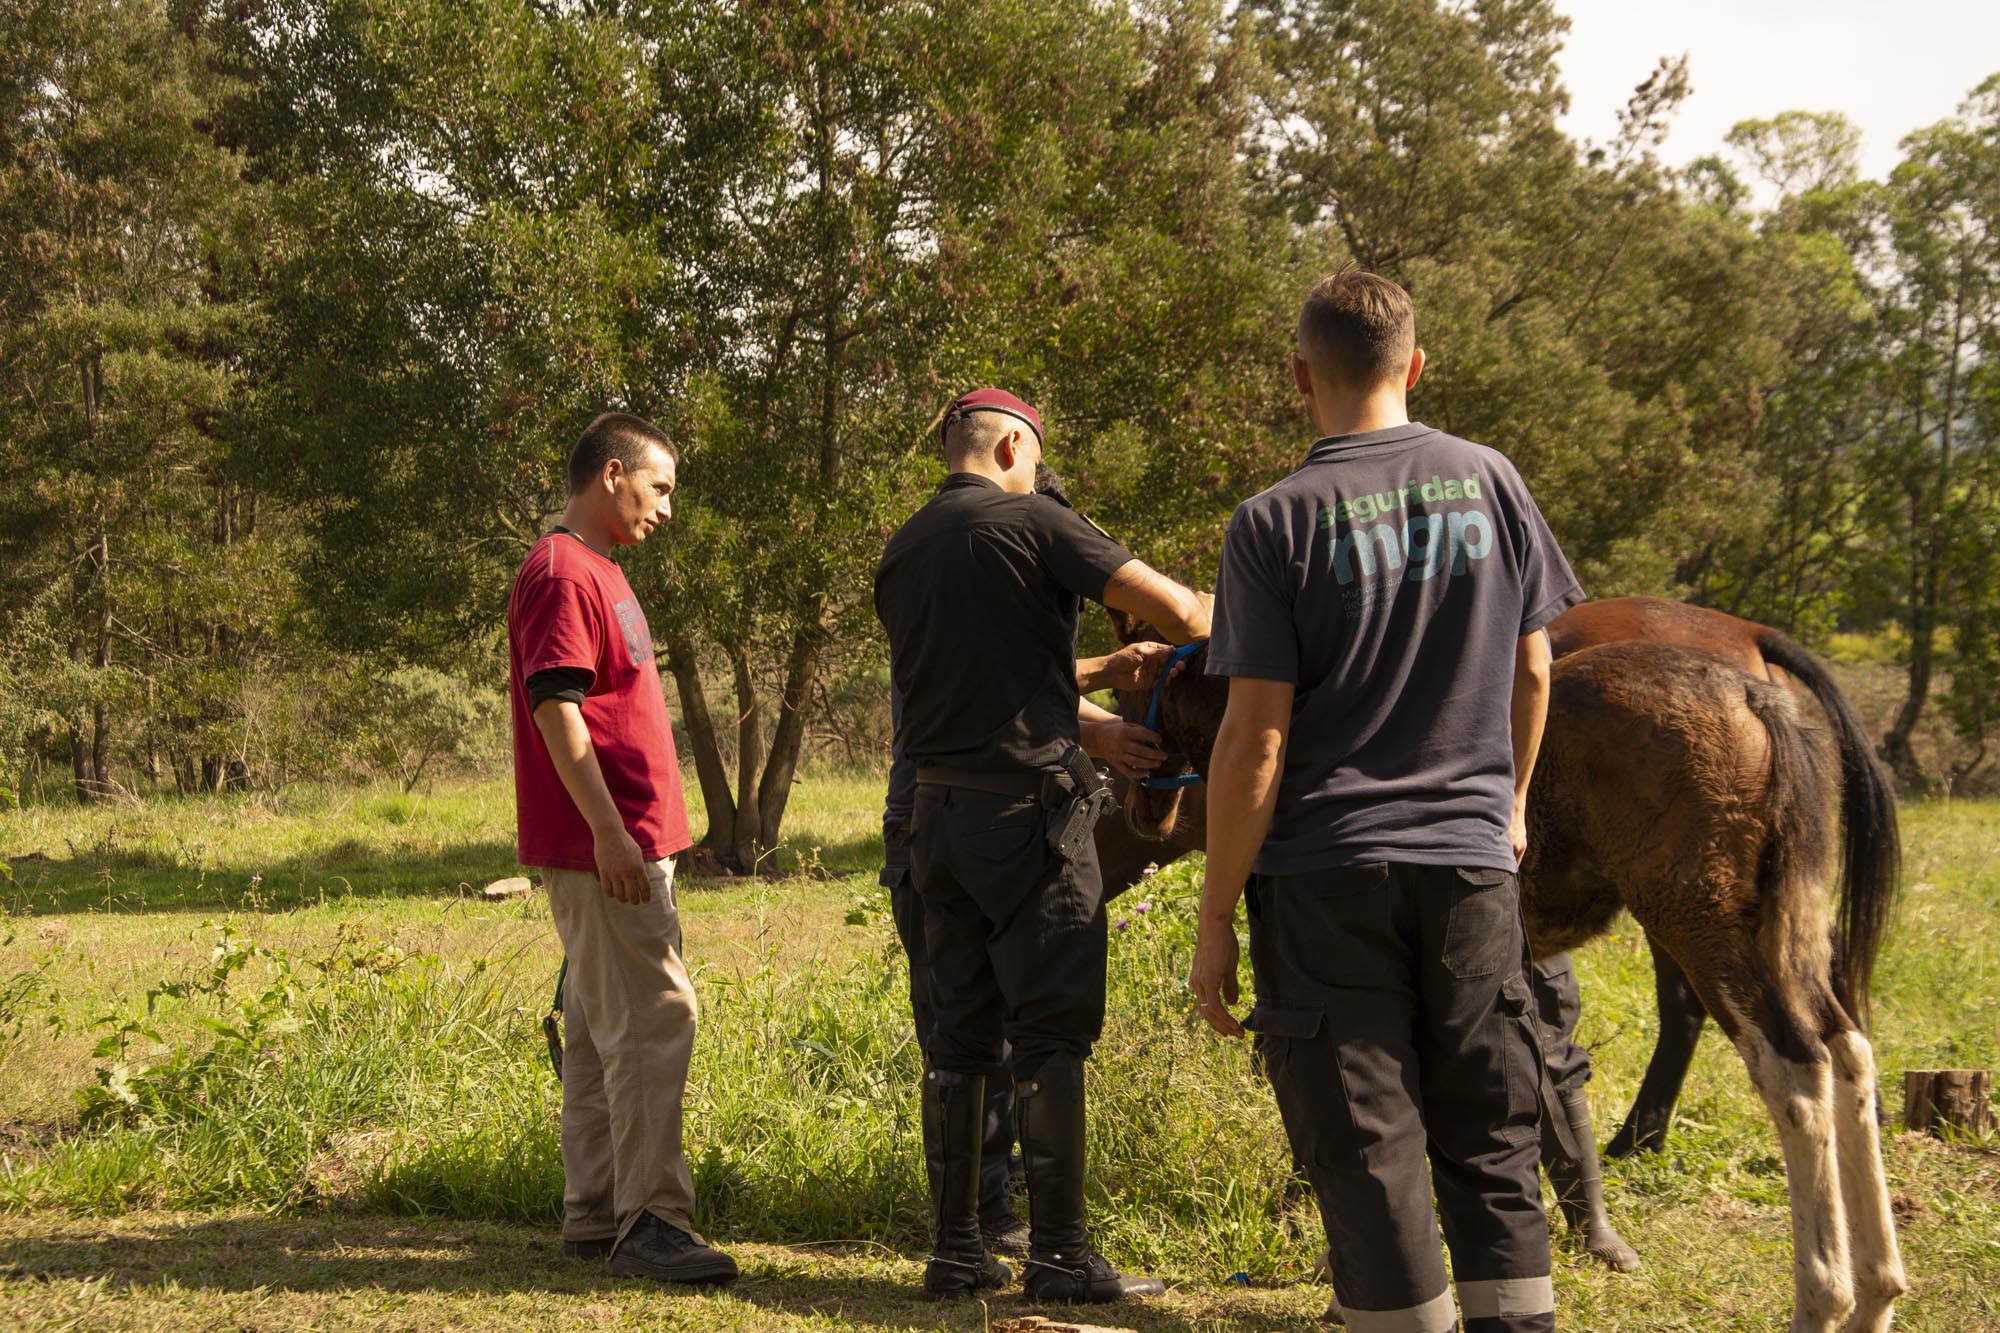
[567,412,678,495]
[1297,270,1415,388]
[1033,462,1070,507]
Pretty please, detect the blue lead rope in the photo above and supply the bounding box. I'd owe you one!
[1139,640,1208,790]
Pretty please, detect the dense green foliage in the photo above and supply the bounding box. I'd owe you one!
[3,0,1999,840]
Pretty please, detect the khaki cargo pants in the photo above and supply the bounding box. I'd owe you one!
[540,857,702,1248]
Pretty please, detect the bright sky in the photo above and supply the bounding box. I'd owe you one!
[1555,1,2000,181]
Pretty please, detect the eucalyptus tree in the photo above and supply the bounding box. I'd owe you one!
[631,0,1281,868]
[1871,79,2000,787]
[231,0,1277,866]
[1673,114,1881,635]
[1246,0,1835,599]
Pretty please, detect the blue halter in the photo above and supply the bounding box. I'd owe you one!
[1139,640,1208,790]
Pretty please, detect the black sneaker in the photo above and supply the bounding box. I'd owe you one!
[561,1236,615,1260]
[608,1214,739,1285]
[980,1211,1031,1256]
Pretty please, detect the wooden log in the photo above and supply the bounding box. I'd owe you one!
[1903,1069,1994,1137]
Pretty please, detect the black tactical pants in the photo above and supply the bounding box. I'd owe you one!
[910,783,1106,1081]
[884,837,1017,1218]
[1246,862,1554,1333]
[1531,954,1591,1096]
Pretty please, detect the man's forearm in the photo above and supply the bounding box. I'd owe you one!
[1510,630,1552,808]
[533,699,626,834]
[1101,561,1211,644]
[1197,712,1285,925]
[1075,654,1116,692]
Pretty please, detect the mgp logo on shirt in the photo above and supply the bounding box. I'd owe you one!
[1317,472,1496,587]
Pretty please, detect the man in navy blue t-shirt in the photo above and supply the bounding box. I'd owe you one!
[1187,271,1579,1333]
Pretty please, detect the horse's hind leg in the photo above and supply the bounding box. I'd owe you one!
[1609,938,1707,1157]
[1731,1013,1854,1333]
[1825,1027,1906,1332]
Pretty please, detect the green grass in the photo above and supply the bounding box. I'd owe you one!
[2,774,1997,1331]
[0,769,887,916]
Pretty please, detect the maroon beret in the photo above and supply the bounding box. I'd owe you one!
[939,387,1043,446]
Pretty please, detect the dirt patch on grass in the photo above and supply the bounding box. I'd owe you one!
[298,1128,403,1207]
[0,1121,61,1168]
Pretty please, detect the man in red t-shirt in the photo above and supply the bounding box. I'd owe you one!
[508,411,735,1284]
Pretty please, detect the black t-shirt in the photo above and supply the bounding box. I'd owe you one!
[1207,423,1583,874]
[876,473,1135,774]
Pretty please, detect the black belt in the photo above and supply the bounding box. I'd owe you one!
[914,766,1057,799]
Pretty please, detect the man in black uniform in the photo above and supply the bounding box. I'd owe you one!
[880,475,1179,1263]
[875,388,1209,1302]
[1188,273,1580,1333]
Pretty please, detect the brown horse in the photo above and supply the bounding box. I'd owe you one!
[1107,621,1906,1331]
[1548,596,1899,1016]
[1544,598,1900,1155]
[1528,644,1905,1332]
[1105,597,1901,1158]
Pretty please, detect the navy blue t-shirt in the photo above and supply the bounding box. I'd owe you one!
[1206,423,1583,874]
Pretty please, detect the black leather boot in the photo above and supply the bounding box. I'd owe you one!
[922,1068,1012,1297]
[1542,1082,1642,1271]
[978,1073,1030,1255]
[1015,1056,1164,1303]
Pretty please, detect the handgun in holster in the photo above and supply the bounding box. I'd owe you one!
[1044,743,1116,861]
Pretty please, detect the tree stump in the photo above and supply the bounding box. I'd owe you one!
[1903,1069,1994,1138]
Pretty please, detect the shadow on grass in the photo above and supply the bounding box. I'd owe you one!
[0,1212,1313,1332]
[4,836,888,916]
[1,838,521,916]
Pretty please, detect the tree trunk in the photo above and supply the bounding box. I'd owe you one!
[1903,1069,1994,1138]
[1883,300,1964,789]
[90,529,112,796]
[66,530,99,805]
[662,634,737,859]
[69,724,93,804]
[1883,588,1932,787]
[729,645,764,871]
[143,679,162,787]
[752,618,824,861]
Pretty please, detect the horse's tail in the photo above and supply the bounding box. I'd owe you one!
[1754,629,1901,1025]
[1744,679,1841,1032]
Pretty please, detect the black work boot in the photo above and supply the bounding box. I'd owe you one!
[607,1214,739,1284]
[1014,1056,1164,1303]
[922,1068,1012,1297]
[1542,1083,1642,1271]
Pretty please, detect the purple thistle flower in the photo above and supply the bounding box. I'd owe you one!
[1115,917,1130,931]
[1135,901,1151,914]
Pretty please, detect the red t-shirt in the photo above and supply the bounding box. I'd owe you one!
[508,532,693,871]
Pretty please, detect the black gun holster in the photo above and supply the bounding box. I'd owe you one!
[1042,743,1115,862]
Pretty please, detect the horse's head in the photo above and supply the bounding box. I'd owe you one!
[1106,607,1227,841]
